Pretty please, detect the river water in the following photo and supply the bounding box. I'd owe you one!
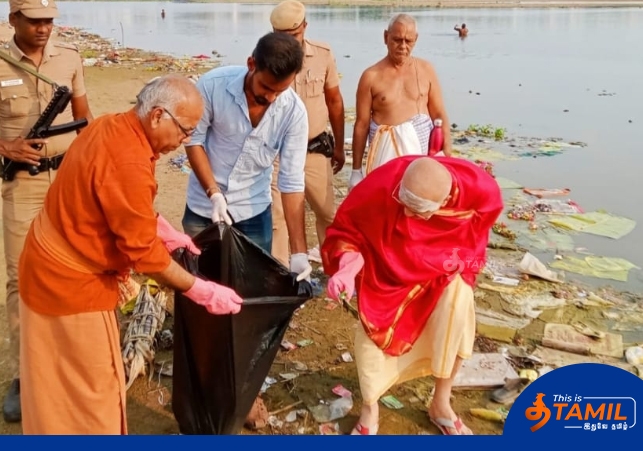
[2,2,642,291]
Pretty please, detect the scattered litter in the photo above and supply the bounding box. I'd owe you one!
[380,395,404,409]
[519,369,539,381]
[492,222,517,240]
[341,352,354,363]
[260,377,277,394]
[548,211,636,239]
[571,320,606,339]
[154,361,173,377]
[550,255,640,282]
[121,279,167,390]
[470,408,506,423]
[285,411,298,423]
[500,292,568,319]
[309,396,353,423]
[297,339,314,347]
[268,415,283,428]
[318,422,340,435]
[156,329,173,351]
[291,361,308,372]
[169,154,190,172]
[279,373,299,381]
[517,228,575,253]
[332,384,352,398]
[625,347,643,365]
[530,346,632,372]
[310,278,323,296]
[492,275,520,286]
[542,323,623,358]
[490,377,530,404]
[519,252,563,283]
[281,340,297,351]
[476,307,532,343]
[523,188,571,198]
[452,352,519,389]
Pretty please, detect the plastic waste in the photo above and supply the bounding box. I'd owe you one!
[625,346,643,365]
[309,396,354,423]
[171,223,313,435]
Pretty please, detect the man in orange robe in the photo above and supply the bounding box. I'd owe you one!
[322,155,503,435]
[17,75,243,434]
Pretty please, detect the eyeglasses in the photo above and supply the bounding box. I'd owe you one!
[161,107,195,138]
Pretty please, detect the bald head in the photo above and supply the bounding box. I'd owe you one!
[399,158,452,213]
[387,13,417,32]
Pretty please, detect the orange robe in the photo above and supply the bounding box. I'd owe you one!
[321,155,504,356]
[18,109,171,434]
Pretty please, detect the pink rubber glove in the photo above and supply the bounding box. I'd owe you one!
[327,252,365,303]
[183,277,243,315]
[156,214,201,255]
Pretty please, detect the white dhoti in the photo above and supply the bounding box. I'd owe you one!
[354,275,475,405]
[365,114,438,175]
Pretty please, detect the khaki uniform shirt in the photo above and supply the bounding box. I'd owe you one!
[0,37,86,158]
[292,39,340,141]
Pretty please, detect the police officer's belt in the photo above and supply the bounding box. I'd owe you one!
[4,153,65,173]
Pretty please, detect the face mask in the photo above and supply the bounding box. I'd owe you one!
[399,183,442,213]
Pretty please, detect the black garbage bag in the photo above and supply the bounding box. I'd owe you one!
[171,223,313,435]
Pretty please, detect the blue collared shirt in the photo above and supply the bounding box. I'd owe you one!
[185,65,308,222]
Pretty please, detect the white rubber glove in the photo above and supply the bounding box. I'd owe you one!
[348,169,364,192]
[290,253,312,282]
[209,192,232,225]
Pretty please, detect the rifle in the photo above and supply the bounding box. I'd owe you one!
[2,85,88,181]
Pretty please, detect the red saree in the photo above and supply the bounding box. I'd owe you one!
[322,156,503,356]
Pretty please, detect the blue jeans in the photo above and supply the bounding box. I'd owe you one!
[181,205,273,253]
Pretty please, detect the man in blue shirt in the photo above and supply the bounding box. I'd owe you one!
[182,32,312,282]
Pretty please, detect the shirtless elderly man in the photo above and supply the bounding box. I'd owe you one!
[350,13,452,190]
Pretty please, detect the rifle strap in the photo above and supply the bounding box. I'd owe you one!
[0,49,58,87]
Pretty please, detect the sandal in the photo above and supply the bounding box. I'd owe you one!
[350,422,379,435]
[490,377,531,404]
[430,416,471,435]
[244,397,269,430]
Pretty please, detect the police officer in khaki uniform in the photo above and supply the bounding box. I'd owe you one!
[0,0,93,422]
[269,0,345,267]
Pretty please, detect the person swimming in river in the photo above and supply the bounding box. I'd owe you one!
[454,23,468,38]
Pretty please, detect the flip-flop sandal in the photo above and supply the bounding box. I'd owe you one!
[351,422,379,435]
[490,377,531,404]
[244,397,269,430]
[430,416,469,435]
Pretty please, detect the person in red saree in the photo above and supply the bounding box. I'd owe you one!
[322,155,503,435]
